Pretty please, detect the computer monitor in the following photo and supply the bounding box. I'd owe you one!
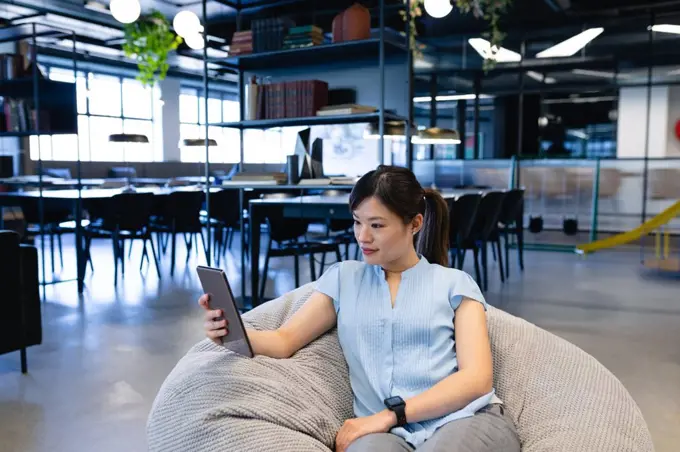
[0,156,14,178]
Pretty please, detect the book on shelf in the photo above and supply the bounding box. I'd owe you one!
[0,97,50,133]
[230,30,253,56]
[0,54,25,81]
[252,17,296,53]
[282,25,326,50]
[316,104,377,116]
[252,79,329,120]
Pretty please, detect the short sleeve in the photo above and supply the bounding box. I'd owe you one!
[449,270,487,311]
[315,262,342,314]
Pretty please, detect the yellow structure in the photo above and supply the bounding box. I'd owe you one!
[576,200,680,272]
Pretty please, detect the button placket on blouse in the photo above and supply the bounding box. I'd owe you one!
[378,275,394,398]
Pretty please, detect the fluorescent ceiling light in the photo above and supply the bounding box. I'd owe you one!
[571,68,630,79]
[527,71,557,84]
[414,59,435,70]
[567,130,588,140]
[468,38,522,63]
[536,27,604,58]
[206,47,229,59]
[650,24,680,35]
[12,13,123,40]
[56,39,125,57]
[0,4,37,20]
[543,96,616,105]
[413,94,493,103]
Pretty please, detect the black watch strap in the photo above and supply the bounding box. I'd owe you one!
[384,397,407,427]
[392,403,407,427]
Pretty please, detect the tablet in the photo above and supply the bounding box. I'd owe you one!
[197,266,254,358]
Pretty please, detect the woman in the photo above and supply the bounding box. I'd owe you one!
[199,165,520,452]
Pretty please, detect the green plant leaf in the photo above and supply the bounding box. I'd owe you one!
[123,9,181,87]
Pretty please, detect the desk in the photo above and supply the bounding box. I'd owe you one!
[208,183,354,307]
[247,189,485,308]
[0,186,220,292]
[0,176,212,189]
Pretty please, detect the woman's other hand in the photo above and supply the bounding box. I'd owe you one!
[335,410,395,452]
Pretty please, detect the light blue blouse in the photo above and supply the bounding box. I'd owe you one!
[315,256,501,447]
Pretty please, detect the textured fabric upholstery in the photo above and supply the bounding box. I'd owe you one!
[147,283,654,452]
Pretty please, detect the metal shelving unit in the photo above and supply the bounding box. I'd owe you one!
[212,111,407,129]
[199,0,414,307]
[0,23,82,291]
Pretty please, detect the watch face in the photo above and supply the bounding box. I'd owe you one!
[386,396,403,406]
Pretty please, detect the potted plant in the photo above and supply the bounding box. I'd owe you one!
[402,0,513,70]
[122,10,183,87]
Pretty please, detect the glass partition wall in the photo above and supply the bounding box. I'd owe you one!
[411,12,680,252]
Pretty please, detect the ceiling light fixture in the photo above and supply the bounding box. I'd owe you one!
[536,27,604,58]
[571,68,630,79]
[173,10,203,38]
[650,24,680,35]
[364,121,418,139]
[109,0,141,24]
[181,138,218,147]
[413,127,461,144]
[468,38,522,63]
[527,71,557,84]
[413,94,493,103]
[108,133,149,143]
[424,0,453,19]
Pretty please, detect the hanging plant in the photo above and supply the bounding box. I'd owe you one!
[402,0,513,70]
[122,10,183,87]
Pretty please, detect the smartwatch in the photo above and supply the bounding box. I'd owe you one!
[384,396,407,427]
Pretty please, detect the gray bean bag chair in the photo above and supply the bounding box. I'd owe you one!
[147,283,654,452]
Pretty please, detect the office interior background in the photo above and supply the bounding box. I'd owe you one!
[0,0,678,451]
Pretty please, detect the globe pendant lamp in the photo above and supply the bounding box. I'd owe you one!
[424,0,453,19]
[110,0,141,24]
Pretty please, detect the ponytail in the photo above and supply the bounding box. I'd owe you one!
[349,165,450,267]
[416,189,450,267]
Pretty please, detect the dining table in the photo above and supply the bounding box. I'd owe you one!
[246,189,489,308]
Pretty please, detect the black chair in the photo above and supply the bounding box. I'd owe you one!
[151,190,207,276]
[448,193,482,272]
[41,168,72,179]
[450,191,506,291]
[259,193,342,299]
[108,166,137,179]
[320,189,356,263]
[20,200,73,274]
[200,188,242,266]
[85,192,161,283]
[496,188,525,278]
[0,230,41,373]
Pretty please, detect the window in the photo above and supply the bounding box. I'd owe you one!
[30,66,159,162]
[179,87,240,163]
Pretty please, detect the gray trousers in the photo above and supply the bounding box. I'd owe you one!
[346,404,520,452]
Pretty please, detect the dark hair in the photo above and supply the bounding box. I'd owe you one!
[349,165,450,266]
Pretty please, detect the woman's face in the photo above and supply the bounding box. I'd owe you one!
[352,196,422,266]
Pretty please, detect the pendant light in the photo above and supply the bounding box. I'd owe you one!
[108,134,149,143]
[413,127,461,144]
[110,0,141,24]
[181,138,218,147]
[424,0,453,19]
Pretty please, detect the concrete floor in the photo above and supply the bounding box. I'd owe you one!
[0,234,678,452]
